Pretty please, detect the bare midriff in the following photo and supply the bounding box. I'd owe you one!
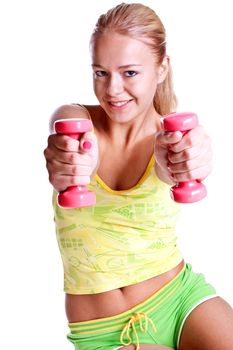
[66,260,185,323]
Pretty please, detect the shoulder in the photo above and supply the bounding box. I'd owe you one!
[49,103,105,133]
[49,104,101,132]
[50,103,89,121]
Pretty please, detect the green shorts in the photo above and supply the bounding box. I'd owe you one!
[67,263,217,350]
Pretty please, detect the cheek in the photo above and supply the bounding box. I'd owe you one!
[93,80,102,97]
[146,77,159,100]
[135,78,157,101]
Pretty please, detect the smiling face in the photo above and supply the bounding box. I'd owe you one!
[91,31,168,124]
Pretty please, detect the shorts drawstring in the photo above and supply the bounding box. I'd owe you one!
[120,311,157,350]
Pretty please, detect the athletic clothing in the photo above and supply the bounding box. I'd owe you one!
[67,263,217,349]
[53,155,183,294]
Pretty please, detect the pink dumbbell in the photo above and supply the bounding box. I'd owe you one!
[54,118,96,208]
[162,112,207,203]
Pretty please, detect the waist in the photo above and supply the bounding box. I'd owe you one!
[66,259,185,323]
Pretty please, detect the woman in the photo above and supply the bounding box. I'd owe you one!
[44,3,233,350]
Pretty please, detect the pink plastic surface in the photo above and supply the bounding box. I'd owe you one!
[58,186,96,208]
[54,119,93,135]
[54,119,96,208]
[162,112,207,203]
[162,112,198,132]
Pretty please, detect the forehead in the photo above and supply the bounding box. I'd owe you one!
[91,32,155,67]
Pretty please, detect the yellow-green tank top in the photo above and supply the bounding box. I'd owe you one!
[53,155,183,294]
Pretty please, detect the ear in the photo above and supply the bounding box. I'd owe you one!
[158,55,169,83]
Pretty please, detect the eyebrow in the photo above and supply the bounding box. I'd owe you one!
[92,64,142,69]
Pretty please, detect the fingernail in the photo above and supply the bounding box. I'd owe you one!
[83,141,92,150]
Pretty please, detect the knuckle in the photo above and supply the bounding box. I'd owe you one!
[46,161,52,172]
[184,160,192,172]
[48,173,57,185]
[167,162,174,172]
[186,136,194,147]
[71,165,79,175]
[155,132,165,146]
[63,138,72,149]
[64,137,79,151]
[47,134,58,147]
[70,176,79,186]
[68,152,78,164]
[47,158,57,171]
[183,148,191,159]
[167,152,173,163]
[47,134,53,145]
[186,171,194,180]
[43,147,51,159]
[168,152,179,163]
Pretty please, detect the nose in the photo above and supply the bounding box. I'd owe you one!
[106,73,124,96]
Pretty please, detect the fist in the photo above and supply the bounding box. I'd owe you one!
[44,131,99,192]
[154,125,212,184]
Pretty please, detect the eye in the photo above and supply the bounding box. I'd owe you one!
[125,70,138,77]
[94,70,108,77]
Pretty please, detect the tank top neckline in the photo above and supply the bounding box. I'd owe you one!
[94,154,155,194]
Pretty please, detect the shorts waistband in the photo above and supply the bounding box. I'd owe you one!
[68,263,186,337]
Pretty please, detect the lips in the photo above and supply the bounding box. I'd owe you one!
[108,99,132,108]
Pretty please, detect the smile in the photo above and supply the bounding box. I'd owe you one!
[108,100,132,108]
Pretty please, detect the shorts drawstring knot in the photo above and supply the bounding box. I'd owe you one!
[120,311,157,350]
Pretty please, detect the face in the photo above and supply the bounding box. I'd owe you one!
[91,31,168,124]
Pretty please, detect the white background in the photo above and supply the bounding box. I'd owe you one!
[1,0,232,349]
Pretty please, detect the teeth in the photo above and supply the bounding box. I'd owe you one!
[110,101,128,107]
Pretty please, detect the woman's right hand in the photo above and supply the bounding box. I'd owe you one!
[44,131,99,192]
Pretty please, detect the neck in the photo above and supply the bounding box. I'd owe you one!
[104,106,161,147]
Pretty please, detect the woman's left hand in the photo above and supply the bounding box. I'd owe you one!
[154,125,212,184]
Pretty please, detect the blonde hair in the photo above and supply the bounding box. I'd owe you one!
[91,2,177,115]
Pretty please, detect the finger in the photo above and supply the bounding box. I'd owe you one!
[46,152,94,177]
[47,158,93,176]
[45,146,78,164]
[79,132,97,153]
[50,174,91,192]
[168,143,201,164]
[46,144,93,165]
[156,131,183,148]
[172,163,212,183]
[169,125,208,153]
[168,135,212,164]
[48,134,80,152]
[168,150,212,174]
